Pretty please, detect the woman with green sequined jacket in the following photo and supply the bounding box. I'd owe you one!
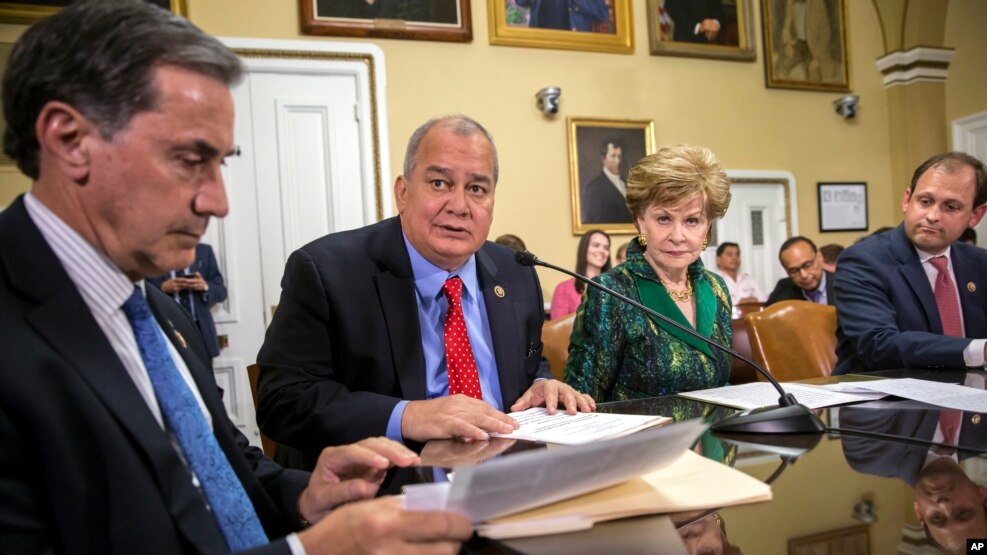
[564,145,734,401]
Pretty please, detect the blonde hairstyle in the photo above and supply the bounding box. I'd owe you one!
[625,144,731,223]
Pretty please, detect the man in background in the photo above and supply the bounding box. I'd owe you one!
[581,137,634,224]
[766,236,834,306]
[712,242,766,318]
[819,243,843,273]
[148,243,227,357]
[834,152,987,374]
[257,115,595,471]
[0,2,470,553]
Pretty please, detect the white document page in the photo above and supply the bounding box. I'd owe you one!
[678,381,880,410]
[489,407,671,445]
[849,378,987,412]
[404,419,707,523]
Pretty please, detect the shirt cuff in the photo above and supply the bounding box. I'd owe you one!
[286,532,306,555]
[386,400,410,442]
[963,339,986,367]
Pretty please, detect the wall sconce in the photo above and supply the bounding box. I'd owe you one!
[852,499,877,523]
[834,95,859,120]
[535,86,561,117]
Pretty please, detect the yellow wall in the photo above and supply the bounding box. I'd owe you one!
[0,0,983,298]
[944,0,987,131]
[192,0,896,297]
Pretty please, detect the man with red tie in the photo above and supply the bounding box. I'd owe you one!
[257,116,595,470]
[834,152,987,374]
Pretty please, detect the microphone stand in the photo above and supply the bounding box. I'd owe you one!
[516,250,824,434]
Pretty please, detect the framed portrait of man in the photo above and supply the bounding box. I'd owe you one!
[568,118,655,235]
[488,0,633,53]
[299,0,472,42]
[647,0,756,61]
[761,0,850,91]
[0,0,186,23]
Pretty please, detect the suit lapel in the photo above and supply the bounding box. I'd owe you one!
[3,200,227,552]
[476,247,521,408]
[891,226,941,332]
[950,246,987,337]
[372,219,426,399]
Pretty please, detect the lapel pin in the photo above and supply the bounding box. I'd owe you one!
[173,329,188,349]
[494,285,506,298]
[967,282,976,292]
[972,414,981,425]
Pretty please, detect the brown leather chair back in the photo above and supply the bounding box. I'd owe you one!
[735,300,765,318]
[729,318,757,384]
[744,300,838,382]
[541,312,576,381]
[246,364,278,458]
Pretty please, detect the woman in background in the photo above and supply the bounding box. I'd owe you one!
[564,145,733,401]
[549,229,611,320]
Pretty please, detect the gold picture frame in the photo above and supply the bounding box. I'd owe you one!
[488,0,633,54]
[761,0,850,92]
[0,0,188,23]
[568,117,655,235]
[647,0,756,61]
[299,0,472,43]
[788,524,869,555]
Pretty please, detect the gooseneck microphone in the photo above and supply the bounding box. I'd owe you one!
[516,250,824,434]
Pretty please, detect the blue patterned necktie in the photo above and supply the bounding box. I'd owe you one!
[122,287,267,551]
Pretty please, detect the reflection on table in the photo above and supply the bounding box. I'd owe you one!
[407,369,986,554]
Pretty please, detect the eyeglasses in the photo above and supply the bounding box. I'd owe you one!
[785,259,817,277]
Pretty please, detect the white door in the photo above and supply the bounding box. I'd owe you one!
[954,110,987,246]
[700,171,799,297]
[205,39,391,447]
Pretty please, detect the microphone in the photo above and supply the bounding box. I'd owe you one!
[516,250,824,434]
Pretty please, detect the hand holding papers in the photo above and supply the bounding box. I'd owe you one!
[489,407,671,445]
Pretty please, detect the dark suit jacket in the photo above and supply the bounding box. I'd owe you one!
[766,270,835,306]
[580,172,633,224]
[148,243,228,357]
[0,197,308,554]
[256,217,551,469]
[834,224,987,375]
[665,0,724,43]
[839,406,987,486]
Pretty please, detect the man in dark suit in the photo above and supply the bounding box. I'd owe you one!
[838,402,987,551]
[766,236,835,305]
[664,0,723,43]
[148,243,227,357]
[257,115,595,469]
[0,2,470,553]
[834,152,987,375]
[580,138,634,224]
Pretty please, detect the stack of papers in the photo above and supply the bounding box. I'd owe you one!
[845,377,987,411]
[490,407,671,445]
[404,419,772,539]
[678,381,882,410]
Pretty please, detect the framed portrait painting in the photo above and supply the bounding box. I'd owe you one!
[488,0,633,54]
[789,524,869,555]
[299,0,472,43]
[568,118,655,235]
[647,0,756,61]
[0,0,187,23]
[761,0,850,91]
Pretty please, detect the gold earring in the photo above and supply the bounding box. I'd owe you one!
[639,234,647,247]
[701,238,709,250]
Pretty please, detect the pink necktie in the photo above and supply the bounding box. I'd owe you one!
[929,256,963,337]
[442,277,483,399]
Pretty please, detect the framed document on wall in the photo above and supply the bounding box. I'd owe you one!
[818,182,867,232]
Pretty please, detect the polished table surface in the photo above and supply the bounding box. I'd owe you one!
[411,369,987,555]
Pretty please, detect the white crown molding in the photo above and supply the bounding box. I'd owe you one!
[875,46,955,88]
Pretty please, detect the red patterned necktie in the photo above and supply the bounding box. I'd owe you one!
[935,409,962,455]
[441,277,483,399]
[929,256,963,337]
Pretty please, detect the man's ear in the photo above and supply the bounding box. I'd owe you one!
[394,175,408,214]
[34,101,97,183]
